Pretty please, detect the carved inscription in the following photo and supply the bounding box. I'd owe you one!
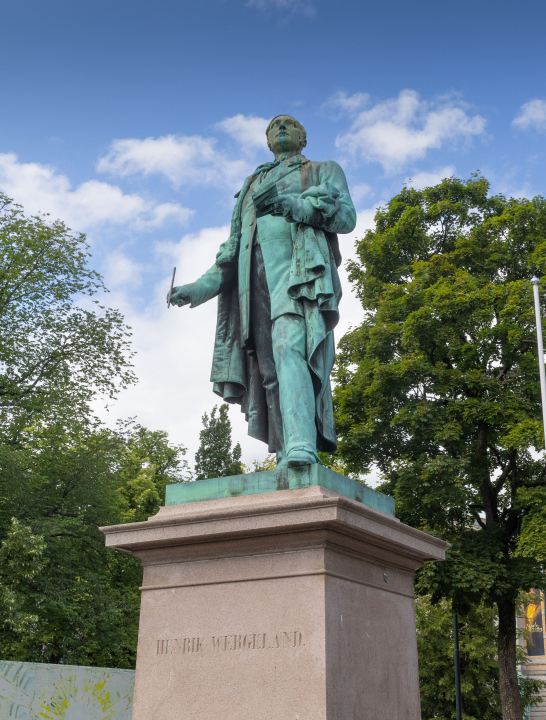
[156,630,303,655]
[156,637,203,655]
[211,631,303,652]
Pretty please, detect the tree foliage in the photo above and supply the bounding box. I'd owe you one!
[0,518,46,636]
[519,674,546,719]
[334,175,546,719]
[194,404,244,479]
[244,454,277,473]
[0,419,187,667]
[0,192,135,435]
[516,487,546,562]
[416,595,545,720]
[115,419,189,522]
[416,596,502,720]
[0,193,188,667]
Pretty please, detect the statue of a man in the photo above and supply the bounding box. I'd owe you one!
[170,115,356,468]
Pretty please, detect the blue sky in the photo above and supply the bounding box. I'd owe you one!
[2,0,546,468]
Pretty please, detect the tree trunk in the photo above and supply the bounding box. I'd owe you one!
[498,598,523,720]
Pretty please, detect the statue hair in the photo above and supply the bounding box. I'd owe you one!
[266,115,307,152]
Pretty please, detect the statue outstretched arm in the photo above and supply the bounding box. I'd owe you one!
[271,161,356,234]
[169,260,236,308]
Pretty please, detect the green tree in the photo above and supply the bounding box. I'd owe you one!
[0,518,46,636]
[194,404,244,479]
[245,454,277,473]
[0,418,188,667]
[516,487,546,561]
[0,192,135,436]
[416,596,502,720]
[0,420,139,665]
[334,176,546,720]
[416,593,545,719]
[519,674,545,719]
[0,192,188,668]
[115,419,189,522]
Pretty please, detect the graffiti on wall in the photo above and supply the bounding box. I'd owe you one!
[0,660,134,719]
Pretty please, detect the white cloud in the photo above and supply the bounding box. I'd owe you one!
[98,135,214,182]
[335,90,486,173]
[97,116,276,191]
[97,134,251,188]
[0,152,192,233]
[405,166,456,189]
[215,114,269,151]
[335,206,378,339]
[156,225,233,284]
[134,202,194,230]
[104,251,148,290]
[326,91,370,115]
[513,99,546,132]
[349,182,373,205]
[246,0,316,17]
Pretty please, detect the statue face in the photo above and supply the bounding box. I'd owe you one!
[267,115,303,156]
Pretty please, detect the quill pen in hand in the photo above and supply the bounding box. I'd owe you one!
[167,266,176,308]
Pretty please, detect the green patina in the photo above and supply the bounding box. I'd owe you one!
[165,465,395,517]
[169,115,357,469]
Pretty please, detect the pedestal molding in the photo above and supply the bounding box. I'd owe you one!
[101,486,446,566]
[139,567,417,599]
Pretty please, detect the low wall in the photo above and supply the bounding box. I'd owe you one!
[0,660,134,719]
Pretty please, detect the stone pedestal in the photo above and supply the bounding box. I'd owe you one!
[101,467,447,720]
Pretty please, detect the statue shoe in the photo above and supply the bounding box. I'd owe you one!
[286,447,319,468]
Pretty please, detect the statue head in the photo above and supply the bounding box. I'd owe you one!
[266,115,307,157]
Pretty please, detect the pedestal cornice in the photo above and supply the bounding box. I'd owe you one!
[101,485,447,569]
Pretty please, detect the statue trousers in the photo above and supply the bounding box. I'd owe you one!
[249,245,318,461]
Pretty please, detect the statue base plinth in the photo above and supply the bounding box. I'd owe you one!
[101,471,446,720]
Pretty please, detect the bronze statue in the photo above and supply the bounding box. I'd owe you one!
[169,116,356,468]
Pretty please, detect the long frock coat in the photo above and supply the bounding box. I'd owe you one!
[185,154,356,452]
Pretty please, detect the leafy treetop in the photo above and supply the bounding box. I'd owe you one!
[195,404,244,480]
[334,175,546,720]
[0,192,135,437]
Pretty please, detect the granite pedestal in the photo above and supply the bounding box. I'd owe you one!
[101,466,447,720]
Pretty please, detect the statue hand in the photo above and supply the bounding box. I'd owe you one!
[169,285,192,307]
[269,194,298,219]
